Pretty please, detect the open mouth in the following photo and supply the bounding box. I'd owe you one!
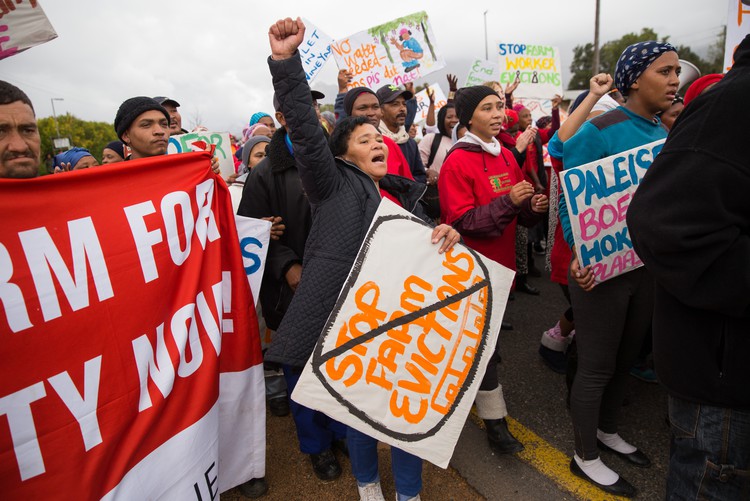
[372,154,386,163]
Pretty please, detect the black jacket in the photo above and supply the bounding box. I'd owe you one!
[628,34,750,409]
[237,128,311,331]
[265,52,429,367]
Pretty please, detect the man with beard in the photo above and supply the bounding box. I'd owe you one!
[0,81,40,179]
[376,84,426,183]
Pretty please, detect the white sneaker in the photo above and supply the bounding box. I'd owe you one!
[358,481,385,501]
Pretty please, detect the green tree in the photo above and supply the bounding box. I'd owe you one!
[37,113,118,164]
[568,27,726,89]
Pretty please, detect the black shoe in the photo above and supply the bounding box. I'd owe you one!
[310,449,341,481]
[539,345,567,374]
[268,397,289,417]
[484,418,524,454]
[569,458,636,498]
[239,477,268,498]
[501,321,513,331]
[516,282,540,295]
[331,438,349,457]
[597,440,651,468]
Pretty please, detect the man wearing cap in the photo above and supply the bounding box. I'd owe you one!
[376,84,426,183]
[154,96,188,136]
[238,88,348,484]
[0,80,40,179]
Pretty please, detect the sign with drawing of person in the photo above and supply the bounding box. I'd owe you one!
[331,11,446,91]
[292,200,514,468]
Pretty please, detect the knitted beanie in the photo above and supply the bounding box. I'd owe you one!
[454,86,500,128]
[344,87,377,116]
[114,97,170,140]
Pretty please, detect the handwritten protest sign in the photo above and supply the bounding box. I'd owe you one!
[331,11,445,91]
[235,215,271,306]
[724,0,750,71]
[0,152,264,498]
[413,84,447,124]
[300,18,333,83]
[168,131,234,177]
[497,43,563,99]
[0,0,57,60]
[465,59,500,87]
[292,200,514,468]
[561,140,665,284]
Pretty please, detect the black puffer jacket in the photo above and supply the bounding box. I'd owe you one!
[237,128,311,330]
[266,52,429,367]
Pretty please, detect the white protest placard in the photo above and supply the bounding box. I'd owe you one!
[561,139,665,284]
[465,59,500,87]
[301,18,333,83]
[168,131,234,178]
[331,11,445,91]
[724,0,750,71]
[497,43,563,99]
[0,0,57,60]
[413,84,447,124]
[292,199,514,468]
[235,216,272,305]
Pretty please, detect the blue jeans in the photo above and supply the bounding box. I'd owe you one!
[667,395,750,500]
[283,365,347,454]
[347,427,422,499]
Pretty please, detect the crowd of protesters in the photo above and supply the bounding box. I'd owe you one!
[1,15,747,501]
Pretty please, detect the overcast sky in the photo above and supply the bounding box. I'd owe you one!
[3,0,726,135]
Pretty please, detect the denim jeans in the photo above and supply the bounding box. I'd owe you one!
[667,395,750,500]
[283,365,347,454]
[347,427,422,499]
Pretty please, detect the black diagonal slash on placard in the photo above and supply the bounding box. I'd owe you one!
[317,278,489,364]
[309,213,496,442]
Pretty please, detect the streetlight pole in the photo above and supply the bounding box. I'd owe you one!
[593,0,601,74]
[51,97,63,139]
[484,10,489,60]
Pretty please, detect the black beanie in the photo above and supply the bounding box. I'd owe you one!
[343,87,377,116]
[114,97,171,141]
[454,86,500,128]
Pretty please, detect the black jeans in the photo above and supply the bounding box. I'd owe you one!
[568,267,653,459]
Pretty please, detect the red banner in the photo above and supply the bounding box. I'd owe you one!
[0,152,264,499]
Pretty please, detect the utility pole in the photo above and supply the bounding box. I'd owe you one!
[51,97,63,138]
[484,10,489,60]
[593,0,601,74]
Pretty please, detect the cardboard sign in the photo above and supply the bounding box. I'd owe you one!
[0,152,264,498]
[497,44,563,99]
[301,18,333,83]
[465,59,500,87]
[561,140,665,283]
[331,11,445,91]
[724,0,750,71]
[0,1,57,60]
[292,200,514,468]
[413,84,447,124]
[168,131,235,178]
[235,215,271,306]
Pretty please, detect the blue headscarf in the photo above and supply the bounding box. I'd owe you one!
[54,147,93,169]
[249,112,270,126]
[615,41,676,96]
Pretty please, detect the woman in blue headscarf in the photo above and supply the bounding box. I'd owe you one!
[53,147,98,172]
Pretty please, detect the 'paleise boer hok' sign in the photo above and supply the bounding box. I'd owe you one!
[561,139,665,284]
[331,11,446,91]
[292,200,514,468]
